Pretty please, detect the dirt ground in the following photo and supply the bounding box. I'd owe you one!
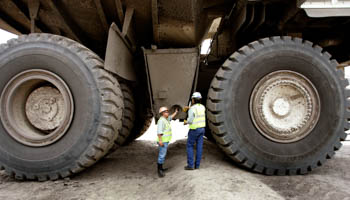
[0,139,349,200]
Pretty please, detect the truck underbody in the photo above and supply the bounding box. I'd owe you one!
[0,0,349,180]
[1,0,349,61]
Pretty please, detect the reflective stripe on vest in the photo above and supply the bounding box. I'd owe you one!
[189,104,206,130]
[157,117,172,142]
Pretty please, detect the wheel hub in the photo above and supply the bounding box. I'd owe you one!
[272,98,290,117]
[0,69,74,147]
[249,70,320,143]
[26,86,65,131]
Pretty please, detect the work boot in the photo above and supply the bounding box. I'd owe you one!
[162,165,169,172]
[158,163,165,178]
[184,166,194,170]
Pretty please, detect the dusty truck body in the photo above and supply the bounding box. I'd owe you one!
[0,0,349,180]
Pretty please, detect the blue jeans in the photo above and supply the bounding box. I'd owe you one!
[157,142,169,164]
[187,128,205,168]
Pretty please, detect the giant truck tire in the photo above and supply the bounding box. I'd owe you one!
[110,82,136,150]
[204,127,215,143]
[109,83,153,150]
[207,36,349,175]
[124,117,153,144]
[0,34,124,180]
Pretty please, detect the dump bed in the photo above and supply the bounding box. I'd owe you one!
[0,0,229,55]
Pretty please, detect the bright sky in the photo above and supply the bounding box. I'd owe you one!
[138,119,189,142]
[0,29,17,44]
[201,39,211,55]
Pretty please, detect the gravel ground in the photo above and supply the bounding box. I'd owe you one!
[0,139,349,200]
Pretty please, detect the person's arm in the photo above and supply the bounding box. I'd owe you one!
[158,134,164,147]
[157,120,164,146]
[170,108,179,119]
[185,108,195,125]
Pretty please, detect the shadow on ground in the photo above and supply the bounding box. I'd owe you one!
[0,139,349,200]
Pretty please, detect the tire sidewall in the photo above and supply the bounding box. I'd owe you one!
[223,41,345,168]
[0,40,101,173]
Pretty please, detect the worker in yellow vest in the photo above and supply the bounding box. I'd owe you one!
[157,106,178,178]
[184,92,206,170]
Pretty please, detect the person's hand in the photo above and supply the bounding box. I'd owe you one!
[184,120,188,125]
[175,108,179,113]
[159,141,164,147]
[183,106,189,112]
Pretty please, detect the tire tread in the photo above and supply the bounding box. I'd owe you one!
[206,36,348,175]
[0,33,124,181]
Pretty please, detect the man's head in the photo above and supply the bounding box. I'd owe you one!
[159,106,169,118]
[191,92,202,104]
[192,98,201,104]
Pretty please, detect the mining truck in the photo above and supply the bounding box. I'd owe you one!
[0,0,349,180]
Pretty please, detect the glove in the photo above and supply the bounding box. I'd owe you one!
[183,106,189,112]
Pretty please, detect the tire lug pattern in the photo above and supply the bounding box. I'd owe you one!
[206,36,348,175]
[0,33,124,181]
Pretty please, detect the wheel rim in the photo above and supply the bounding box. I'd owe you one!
[249,70,320,143]
[0,69,74,147]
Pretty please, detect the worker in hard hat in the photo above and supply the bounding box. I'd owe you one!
[157,106,178,178]
[184,92,206,170]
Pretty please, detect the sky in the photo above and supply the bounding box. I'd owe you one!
[138,119,188,142]
[0,29,17,44]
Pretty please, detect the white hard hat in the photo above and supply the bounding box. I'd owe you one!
[192,92,202,99]
[159,106,169,114]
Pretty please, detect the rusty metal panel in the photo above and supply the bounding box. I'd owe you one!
[0,18,21,35]
[143,48,199,118]
[0,0,41,33]
[151,0,211,47]
[104,23,136,81]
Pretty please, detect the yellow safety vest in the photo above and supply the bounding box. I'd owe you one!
[157,117,172,143]
[189,104,206,130]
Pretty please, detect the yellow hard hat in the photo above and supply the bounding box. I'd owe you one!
[159,106,169,114]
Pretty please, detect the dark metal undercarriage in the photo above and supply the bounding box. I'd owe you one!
[1,0,349,63]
